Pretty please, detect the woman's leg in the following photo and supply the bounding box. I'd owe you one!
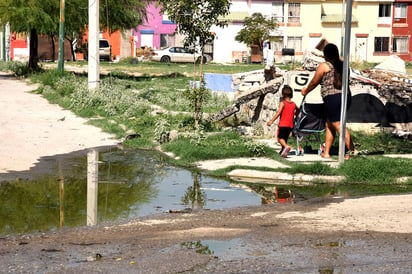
[328,121,356,158]
[344,128,355,152]
[322,120,336,158]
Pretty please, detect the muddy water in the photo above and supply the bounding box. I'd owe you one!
[1,147,411,236]
[0,147,262,235]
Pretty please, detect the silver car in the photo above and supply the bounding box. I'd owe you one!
[152,47,206,64]
[99,39,112,61]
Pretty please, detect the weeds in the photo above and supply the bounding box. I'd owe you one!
[339,157,412,184]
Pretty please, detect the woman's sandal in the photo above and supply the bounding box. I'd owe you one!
[320,152,331,159]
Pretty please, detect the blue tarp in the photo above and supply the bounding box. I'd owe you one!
[204,73,236,92]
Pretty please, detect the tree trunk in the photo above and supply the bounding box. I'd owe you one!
[50,35,56,62]
[28,28,39,71]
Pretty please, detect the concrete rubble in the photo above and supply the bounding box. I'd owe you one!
[208,48,412,140]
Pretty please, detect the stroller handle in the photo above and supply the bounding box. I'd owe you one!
[299,95,306,106]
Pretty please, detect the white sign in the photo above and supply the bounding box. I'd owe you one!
[287,71,323,105]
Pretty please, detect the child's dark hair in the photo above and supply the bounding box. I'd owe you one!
[281,85,293,99]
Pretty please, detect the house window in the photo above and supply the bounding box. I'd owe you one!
[394,3,407,20]
[374,37,389,52]
[378,4,391,18]
[393,37,409,53]
[271,37,283,52]
[272,2,284,23]
[287,36,302,52]
[288,3,300,23]
[160,34,176,48]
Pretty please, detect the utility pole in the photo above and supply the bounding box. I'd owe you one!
[339,0,353,164]
[58,0,65,71]
[88,0,100,89]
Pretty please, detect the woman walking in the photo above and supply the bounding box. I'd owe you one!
[301,43,356,159]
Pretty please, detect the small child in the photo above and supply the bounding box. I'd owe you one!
[267,85,298,158]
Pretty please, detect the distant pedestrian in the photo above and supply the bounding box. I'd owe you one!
[267,85,298,158]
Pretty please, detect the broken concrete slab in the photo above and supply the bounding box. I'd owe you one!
[374,55,407,74]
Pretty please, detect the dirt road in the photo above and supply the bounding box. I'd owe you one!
[0,72,118,174]
[0,72,411,273]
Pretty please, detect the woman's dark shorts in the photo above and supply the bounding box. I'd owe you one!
[323,92,352,122]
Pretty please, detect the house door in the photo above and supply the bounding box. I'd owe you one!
[355,37,367,62]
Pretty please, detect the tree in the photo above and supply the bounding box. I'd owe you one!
[159,0,230,127]
[0,0,56,70]
[235,12,278,60]
[0,0,148,69]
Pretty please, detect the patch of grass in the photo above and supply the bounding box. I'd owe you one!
[292,130,412,155]
[351,130,412,154]
[288,162,337,176]
[96,60,264,76]
[161,130,278,164]
[0,61,10,71]
[338,157,412,184]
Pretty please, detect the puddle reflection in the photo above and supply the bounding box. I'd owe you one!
[1,147,412,236]
[0,148,262,235]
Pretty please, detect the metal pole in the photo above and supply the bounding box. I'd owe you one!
[58,0,65,71]
[338,0,353,164]
[340,0,345,56]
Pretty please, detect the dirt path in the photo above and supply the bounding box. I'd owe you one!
[0,72,411,273]
[0,72,118,174]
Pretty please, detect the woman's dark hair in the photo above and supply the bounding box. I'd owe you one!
[282,85,293,99]
[323,43,343,89]
[323,43,342,74]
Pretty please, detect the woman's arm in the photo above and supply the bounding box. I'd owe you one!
[301,62,328,96]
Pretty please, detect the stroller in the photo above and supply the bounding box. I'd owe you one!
[293,96,326,156]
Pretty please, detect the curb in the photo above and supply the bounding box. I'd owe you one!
[227,169,345,185]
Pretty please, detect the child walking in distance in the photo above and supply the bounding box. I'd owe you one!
[267,85,298,158]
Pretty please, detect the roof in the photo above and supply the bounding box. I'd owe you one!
[321,14,358,24]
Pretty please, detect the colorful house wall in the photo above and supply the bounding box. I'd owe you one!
[10,33,29,62]
[392,0,412,61]
[213,0,402,64]
[133,3,177,51]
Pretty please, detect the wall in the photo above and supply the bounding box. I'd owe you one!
[392,1,412,61]
[134,3,176,50]
[213,0,400,64]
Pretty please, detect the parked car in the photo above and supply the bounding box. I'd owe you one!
[83,39,112,61]
[99,39,112,61]
[152,47,207,64]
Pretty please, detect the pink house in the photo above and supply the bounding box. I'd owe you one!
[133,3,178,50]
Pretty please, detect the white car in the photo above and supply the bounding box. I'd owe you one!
[152,47,207,64]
